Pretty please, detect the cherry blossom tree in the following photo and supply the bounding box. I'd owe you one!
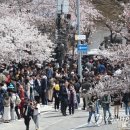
[0,5,54,62]
[1,0,102,33]
[89,42,130,94]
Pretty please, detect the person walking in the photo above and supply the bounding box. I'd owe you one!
[87,93,98,126]
[15,93,21,119]
[68,84,76,115]
[10,90,17,120]
[3,92,11,123]
[112,91,121,119]
[122,89,130,115]
[23,99,34,130]
[33,101,41,130]
[101,92,112,124]
[74,79,81,109]
[34,75,41,103]
[0,84,5,118]
[41,75,48,105]
[29,76,35,101]
[60,80,69,116]
[53,80,60,111]
[19,85,25,118]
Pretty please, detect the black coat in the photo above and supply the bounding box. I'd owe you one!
[23,105,33,118]
[34,79,41,95]
[60,85,68,102]
[41,78,47,92]
[122,92,130,104]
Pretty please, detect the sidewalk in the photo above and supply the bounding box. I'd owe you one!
[40,103,54,113]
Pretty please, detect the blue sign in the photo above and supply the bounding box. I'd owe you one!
[77,44,88,53]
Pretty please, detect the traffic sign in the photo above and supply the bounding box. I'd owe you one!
[75,35,86,40]
[77,44,88,52]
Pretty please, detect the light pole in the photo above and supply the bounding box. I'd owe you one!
[76,0,82,82]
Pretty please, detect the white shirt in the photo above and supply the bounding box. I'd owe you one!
[33,104,41,116]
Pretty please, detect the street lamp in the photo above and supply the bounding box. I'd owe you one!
[76,0,83,82]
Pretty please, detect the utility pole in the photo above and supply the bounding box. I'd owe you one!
[77,0,82,82]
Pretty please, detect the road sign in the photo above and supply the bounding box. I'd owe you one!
[77,44,88,52]
[75,35,86,40]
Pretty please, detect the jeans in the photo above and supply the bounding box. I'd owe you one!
[88,111,97,123]
[125,103,130,115]
[103,107,111,123]
[0,97,3,116]
[96,100,99,114]
[76,93,80,104]
[30,92,34,101]
[33,114,40,130]
[0,104,4,116]
[75,93,80,109]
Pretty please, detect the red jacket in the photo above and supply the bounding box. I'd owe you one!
[19,86,25,102]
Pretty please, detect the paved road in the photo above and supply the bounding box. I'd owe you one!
[0,107,124,130]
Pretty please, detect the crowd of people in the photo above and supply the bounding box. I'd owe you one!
[0,53,130,129]
[81,55,130,126]
[0,59,81,130]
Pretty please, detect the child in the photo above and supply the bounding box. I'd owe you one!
[33,101,41,130]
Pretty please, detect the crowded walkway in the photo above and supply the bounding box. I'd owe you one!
[0,53,130,130]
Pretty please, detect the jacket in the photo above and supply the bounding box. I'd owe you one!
[60,85,68,101]
[122,92,130,104]
[101,94,111,108]
[68,89,77,104]
[23,105,33,118]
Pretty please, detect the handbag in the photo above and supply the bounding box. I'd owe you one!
[15,95,21,105]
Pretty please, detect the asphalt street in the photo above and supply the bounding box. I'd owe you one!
[0,107,124,130]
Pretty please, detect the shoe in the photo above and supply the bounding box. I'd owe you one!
[4,120,9,123]
[108,121,112,124]
[63,113,67,116]
[87,123,91,127]
[56,109,59,112]
[95,122,100,127]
